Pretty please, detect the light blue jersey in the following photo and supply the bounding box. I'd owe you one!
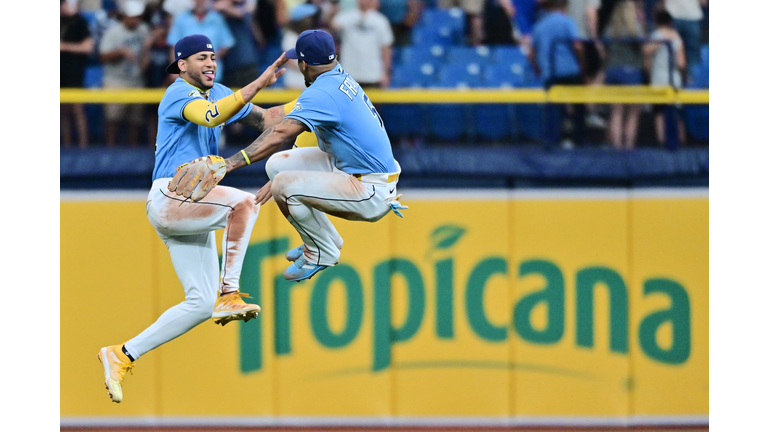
[285,64,398,175]
[153,78,252,181]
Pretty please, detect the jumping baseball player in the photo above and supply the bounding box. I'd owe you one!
[168,29,407,283]
[98,34,293,404]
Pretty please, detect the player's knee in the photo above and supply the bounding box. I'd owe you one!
[185,295,215,321]
[271,173,290,199]
[265,153,287,180]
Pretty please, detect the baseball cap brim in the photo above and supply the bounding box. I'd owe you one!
[166,60,181,74]
[285,48,299,60]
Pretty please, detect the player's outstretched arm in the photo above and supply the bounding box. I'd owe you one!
[238,98,298,131]
[225,118,309,173]
[183,54,289,128]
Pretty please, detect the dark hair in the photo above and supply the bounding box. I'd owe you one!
[654,8,673,26]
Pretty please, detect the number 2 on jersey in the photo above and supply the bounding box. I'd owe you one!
[363,94,384,130]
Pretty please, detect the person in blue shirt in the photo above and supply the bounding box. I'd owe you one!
[529,0,586,148]
[97,34,292,404]
[167,0,236,83]
[172,29,407,283]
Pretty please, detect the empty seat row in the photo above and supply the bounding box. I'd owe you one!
[391,60,538,89]
[377,104,546,142]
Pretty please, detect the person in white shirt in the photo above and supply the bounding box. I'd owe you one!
[331,0,394,88]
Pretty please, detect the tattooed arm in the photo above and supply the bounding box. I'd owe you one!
[225,118,309,172]
[237,103,290,131]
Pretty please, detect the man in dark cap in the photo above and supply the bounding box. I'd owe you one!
[96,34,299,404]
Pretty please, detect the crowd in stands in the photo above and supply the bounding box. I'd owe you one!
[60,0,709,149]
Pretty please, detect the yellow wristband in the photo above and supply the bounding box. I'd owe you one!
[240,150,251,165]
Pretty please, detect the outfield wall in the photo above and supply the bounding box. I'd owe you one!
[60,189,708,426]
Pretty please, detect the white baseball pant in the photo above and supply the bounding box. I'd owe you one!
[123,179,259,360]
[265,147,399,267]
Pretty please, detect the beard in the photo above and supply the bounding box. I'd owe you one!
[304,79,312,88]
[187,69,214,90]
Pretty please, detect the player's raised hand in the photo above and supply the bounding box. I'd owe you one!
[256,53,288,89]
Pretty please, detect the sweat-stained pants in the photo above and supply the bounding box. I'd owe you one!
[123,179,259,360]
[265,147,400,267]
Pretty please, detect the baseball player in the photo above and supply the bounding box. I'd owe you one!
[98,34,293,404]
[167,29,407,283]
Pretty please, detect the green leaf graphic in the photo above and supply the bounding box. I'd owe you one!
[430,225,466,250]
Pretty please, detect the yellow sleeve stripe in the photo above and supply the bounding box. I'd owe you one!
[183,90,247,127]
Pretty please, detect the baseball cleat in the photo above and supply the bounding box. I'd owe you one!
[97,345,135,403]
[212,290,261,326]
[285,244,305,262]
[283,256,328,282]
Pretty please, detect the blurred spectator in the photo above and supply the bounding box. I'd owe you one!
[253,0,289,48]
[143,3,174,147]
[664,0,704,74]
[331,0,394,88]
[567,0,606,130]
[214,0,260,87]
[167,0,235,83]
[644,7,686,146]
[530,0,585,148]
[513,0,540,36]
[439,0,485,46]
[282,4,320,88]
[60,0,94,149]
[483,0,516,45]
[163,0,195,16]
[602,0,644,150]
[379,0,423,46]
[99,0,151,147]
[144,2,175,88]
[310,0,341,30]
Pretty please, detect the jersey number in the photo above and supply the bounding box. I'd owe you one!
[363,94,384,130]
[205,105,220,123]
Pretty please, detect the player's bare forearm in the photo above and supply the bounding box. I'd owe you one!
[225,119,307,172]
[239,104,287,130]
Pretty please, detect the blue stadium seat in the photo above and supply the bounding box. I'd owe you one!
[412,7,466,46]
[683,104,708,142]
[426,104,468,141]
[420,7,465,37]
[411,25,456,47]
[397,44,446,66]
[378,104,425,139]
[491,45,529,66]
[474,104,514,141]
[435,62,484,88]
[514,104,545,142]
[390,62,437,88]
[85,104,105,143]
[445,46,493,65]
[483,63,527,88]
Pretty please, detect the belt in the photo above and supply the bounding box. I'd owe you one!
[353,172,399,184]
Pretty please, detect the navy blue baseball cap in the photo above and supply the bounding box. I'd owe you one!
[285,30,336,66]
[166,34,215,74]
